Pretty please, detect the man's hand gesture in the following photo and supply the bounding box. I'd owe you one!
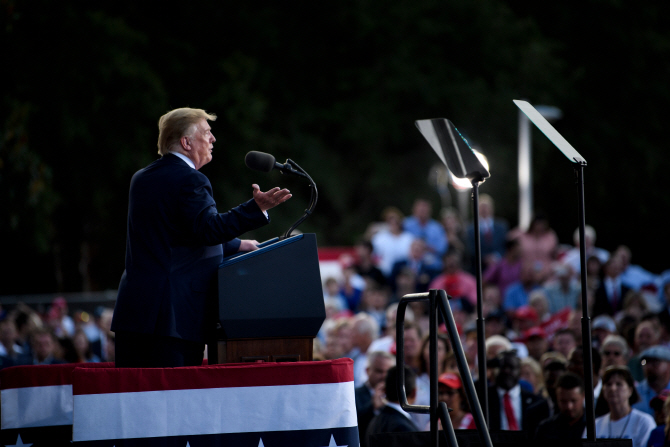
[252,184,292,212]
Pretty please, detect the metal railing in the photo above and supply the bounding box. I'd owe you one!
[395,289,493,447]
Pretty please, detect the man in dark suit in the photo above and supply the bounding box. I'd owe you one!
[355,351,395,447]
[366,365,419,443]
[487,350,549,436]
[592,257,630,317]
[534,372,586,445]
[111,107,291,368]
[389,239,441,294]
[466,193,508,272]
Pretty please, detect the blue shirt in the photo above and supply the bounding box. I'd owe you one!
[633,379,670,417]
[403,216,448,257]
[647,424,665,447]
[503,282,539,311]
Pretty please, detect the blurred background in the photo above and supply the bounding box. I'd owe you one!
[2,0,669,296]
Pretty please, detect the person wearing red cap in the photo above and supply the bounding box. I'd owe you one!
[523,327,548,362]
[436,372,476,430]
[510,305,538,340]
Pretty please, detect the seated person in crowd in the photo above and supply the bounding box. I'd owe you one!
[390,239,441,294]
[466,194,508,272]
[534,372,587,445]
[355,351,395,447]
[436,372,477,430]
[429,251,477,307]
[403,198,448,265]
[632,345,670,417]
[591,366,655,447]
[366,365,419,443]
[487,350,549,435]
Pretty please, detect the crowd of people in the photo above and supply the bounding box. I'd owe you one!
[315,196,670,447]
[0,299,115,368]
[3,193,670,447]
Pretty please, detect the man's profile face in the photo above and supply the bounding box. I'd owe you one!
[556,387,585,420]
[189,119,216,170]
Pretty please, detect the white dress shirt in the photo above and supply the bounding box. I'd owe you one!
[497,384,522,429]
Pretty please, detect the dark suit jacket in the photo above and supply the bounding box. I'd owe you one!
[486,385,550,437]
[355,385,374,447]
[111,154,268,343]
[592,281,631,317]
[534,412,586,445]
[389,259,440,293]
[366,405,418,443]
[466,219,508,270]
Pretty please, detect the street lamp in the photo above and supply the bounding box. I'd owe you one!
[518,104,562,231]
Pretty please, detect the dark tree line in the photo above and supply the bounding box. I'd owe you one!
[2,0,669,294]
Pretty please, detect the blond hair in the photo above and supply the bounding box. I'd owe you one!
[157,108,217,155]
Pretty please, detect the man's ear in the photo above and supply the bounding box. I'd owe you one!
[180,136,191,151]
[408,387,416,400]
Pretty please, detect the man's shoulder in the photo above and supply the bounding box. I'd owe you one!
[523,390,547,407]
[375,405,417,430]
[504,281,524,296]
[536,412,564,430]
[493,218,509,231]
[355,384,371,396]
[134,155,197,178]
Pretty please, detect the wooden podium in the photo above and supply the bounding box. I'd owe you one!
[214,234,325,364]
[217,336,314,363]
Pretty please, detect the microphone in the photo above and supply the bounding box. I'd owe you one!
[245,151,276,173]
[245,151,318,239]
[244,151,305,177]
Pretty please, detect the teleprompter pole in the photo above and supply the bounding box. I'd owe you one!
[576,163,596,441]
[471,180,489,426]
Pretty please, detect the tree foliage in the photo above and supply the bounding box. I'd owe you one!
[2,0,668,293]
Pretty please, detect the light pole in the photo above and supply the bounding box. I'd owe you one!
[518,104,562,230]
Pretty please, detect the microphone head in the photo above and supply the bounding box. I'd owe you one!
[245,151,276,173]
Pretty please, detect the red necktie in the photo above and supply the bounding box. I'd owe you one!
[503,392,519,430]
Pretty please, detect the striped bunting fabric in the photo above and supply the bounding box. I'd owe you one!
[1,362,114,447]
[71,358,359,446]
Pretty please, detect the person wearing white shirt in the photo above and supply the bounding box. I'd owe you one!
[588,366,656,447]
[371,207,415,277]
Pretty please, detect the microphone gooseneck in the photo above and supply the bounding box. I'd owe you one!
[244,151,317,239]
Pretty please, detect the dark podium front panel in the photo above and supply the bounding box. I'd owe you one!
[217,233,325,340]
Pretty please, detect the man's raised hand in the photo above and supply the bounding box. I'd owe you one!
[252,184,292,212]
